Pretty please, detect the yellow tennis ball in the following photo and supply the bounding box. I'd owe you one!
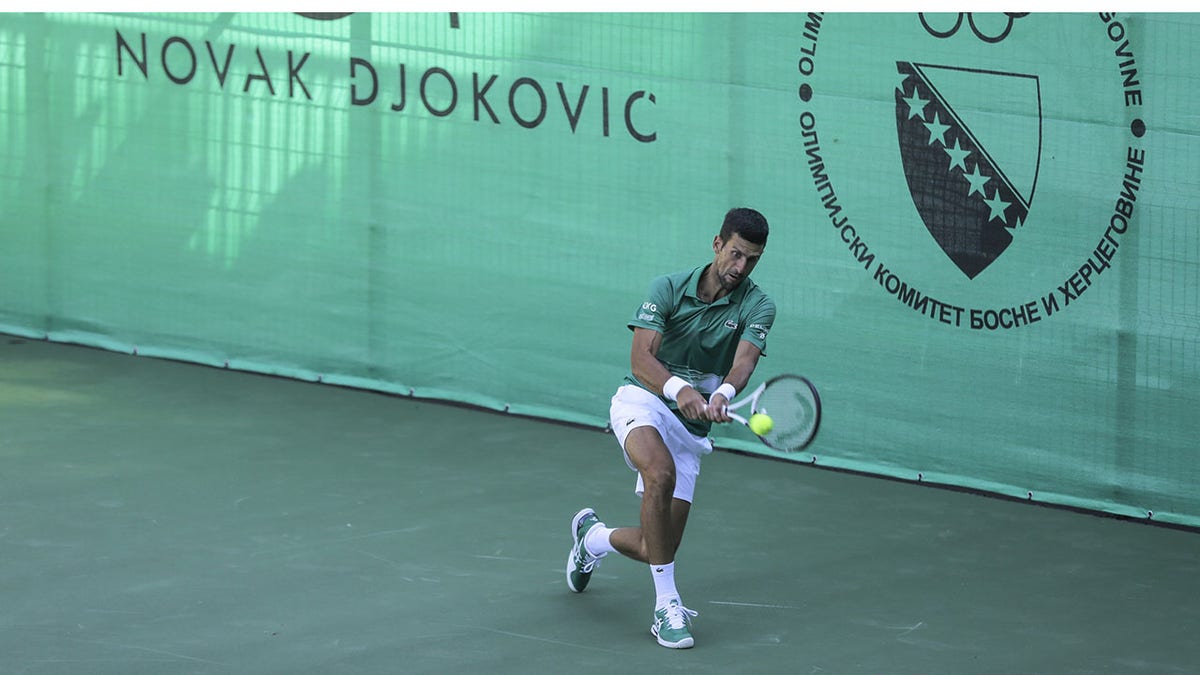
[748,413,774,435]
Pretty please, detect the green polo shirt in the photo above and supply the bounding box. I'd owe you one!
[624,264,775,436]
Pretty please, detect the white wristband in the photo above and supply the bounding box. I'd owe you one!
[662,376,690,402]
[712,383,737,404]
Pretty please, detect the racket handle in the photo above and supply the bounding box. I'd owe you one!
[726,411,748,425]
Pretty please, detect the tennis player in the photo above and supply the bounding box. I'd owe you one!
[566,207,775,649]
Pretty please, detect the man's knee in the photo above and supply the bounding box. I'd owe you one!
[641,462,676,495]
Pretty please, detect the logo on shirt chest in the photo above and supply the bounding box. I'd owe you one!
[724,319,739,330]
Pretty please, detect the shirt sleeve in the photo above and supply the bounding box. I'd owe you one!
[740,295,776,354]
[627,274,674,333]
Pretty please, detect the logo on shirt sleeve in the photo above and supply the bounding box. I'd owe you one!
[748,323,770,341]
[638,301,659,323]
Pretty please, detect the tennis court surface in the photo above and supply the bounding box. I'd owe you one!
[3,336,1198,674]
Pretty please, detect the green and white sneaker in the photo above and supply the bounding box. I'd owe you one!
[566,507,605,592]
[651,599,698,649]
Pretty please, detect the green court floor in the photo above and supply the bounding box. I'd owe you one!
[2,337,1198,674]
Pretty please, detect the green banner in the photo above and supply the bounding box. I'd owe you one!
[2,12,1197,527]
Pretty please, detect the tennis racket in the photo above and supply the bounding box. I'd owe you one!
[722,374,822,452]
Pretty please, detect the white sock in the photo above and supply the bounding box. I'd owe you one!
[651,562,679,606]
[584,525,616,557]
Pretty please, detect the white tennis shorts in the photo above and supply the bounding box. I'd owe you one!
[609,384,713,504]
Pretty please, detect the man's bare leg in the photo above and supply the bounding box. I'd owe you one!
[609,426,691,563]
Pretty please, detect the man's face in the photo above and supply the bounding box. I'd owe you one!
[711,232,765,292]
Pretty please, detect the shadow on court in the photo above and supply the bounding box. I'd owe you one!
[2,337,1198,674]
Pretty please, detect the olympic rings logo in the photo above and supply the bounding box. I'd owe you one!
[919,12,1029,43]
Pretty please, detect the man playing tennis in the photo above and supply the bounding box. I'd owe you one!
[566,207,775,649]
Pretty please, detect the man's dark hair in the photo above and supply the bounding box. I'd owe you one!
[719,207,769,246]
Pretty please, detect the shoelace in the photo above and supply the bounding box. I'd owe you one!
[577,546,604,573]
[661,603,699,630]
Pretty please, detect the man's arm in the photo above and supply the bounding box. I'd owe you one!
[630,327,709,420]
[706,339,763,423]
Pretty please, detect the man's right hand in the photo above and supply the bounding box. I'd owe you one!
[675,386,709,421]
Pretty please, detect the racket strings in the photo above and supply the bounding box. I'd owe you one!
[755,378,819,451]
